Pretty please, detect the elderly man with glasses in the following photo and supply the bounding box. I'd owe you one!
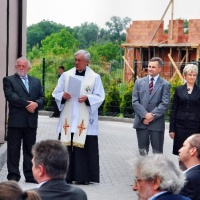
[132,154,190,200]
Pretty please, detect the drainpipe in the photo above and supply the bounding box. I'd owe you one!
[17,0,23,58]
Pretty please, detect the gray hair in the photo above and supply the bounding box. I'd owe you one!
[150,57,163,67]
[32,140,69,179]
[133,154,186,194]
[15,57,31,68]
[74,50,91,61]
[183,64,198,76]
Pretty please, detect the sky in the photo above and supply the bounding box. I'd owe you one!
[27,0,200,29]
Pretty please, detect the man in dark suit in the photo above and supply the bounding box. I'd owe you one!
[179,134,200,200]
[132,57,170,155]
[132,154,190,200]
[31,139,87,200]
[3,57,45,183]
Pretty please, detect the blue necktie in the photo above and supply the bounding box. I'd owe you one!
[22,77,29,92]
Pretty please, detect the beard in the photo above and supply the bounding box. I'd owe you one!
[16,70,27,77]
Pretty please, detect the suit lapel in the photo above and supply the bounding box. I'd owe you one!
[181,84,189,100]
[27,75,32,94]
[190,84,199,99]
[14,73,28,93]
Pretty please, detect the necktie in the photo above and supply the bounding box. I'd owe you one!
[149,77,154,94]
[22,77,29,92]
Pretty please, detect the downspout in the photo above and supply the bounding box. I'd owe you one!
[5,0,10,140]
[6,0,9,76]
[17,0,23,58]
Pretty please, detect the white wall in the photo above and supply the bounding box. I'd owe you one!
[0,0,27,143]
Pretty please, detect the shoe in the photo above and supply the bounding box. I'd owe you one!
[58,133,61,140]
[66,180,73,184]
[25,179,38,184]
[8,179,19,182]
[76,181,90,185]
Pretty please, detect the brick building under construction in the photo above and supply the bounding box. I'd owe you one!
[122,19,200,82]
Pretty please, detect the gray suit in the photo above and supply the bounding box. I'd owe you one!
[132,76,170,155]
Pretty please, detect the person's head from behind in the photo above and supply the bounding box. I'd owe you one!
[0,180,41,200]
[15,57,31,77]
[31,139,69,183]
[179,134,200,169]
[74,49,90,71]
[58,66,65,75]
[148,57,163,77]
[183,64,198,85]
[132,154,185,200]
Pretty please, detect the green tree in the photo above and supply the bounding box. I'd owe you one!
[184,19,188,34]
[27,20,72,51]
[105,16,131,45]
[88,42,121,62]
[73,22,100,49]
[40,29,79,55]
[103,80,121,116]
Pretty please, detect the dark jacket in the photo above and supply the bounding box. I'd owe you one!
[33,179,87,200]
[3,73,45,128]
[155,192,190,200]
[170,83,200,132]
[179,165,200,200]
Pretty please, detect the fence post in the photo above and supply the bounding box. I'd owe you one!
[42,58,45,95]
[134,59,137,82]
[197,58,200,85]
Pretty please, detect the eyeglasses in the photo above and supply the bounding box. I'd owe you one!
[74,59,85,62]
[134,177,145,184]
[134,177,154,184]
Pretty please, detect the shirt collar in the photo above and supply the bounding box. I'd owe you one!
[149,75,159,83]
[148,191,168,200]
[184,164,200,174]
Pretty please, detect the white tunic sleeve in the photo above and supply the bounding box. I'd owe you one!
[87,74,105,114]
[52,73,65,111]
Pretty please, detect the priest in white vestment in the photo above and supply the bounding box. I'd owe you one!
[52,50,105,184]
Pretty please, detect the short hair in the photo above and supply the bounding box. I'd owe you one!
[59,66,64,70]
[183,64,198,76]
[133,154,185,194]
[15,57,31,68]
[0,181,41,200]
[188,134,200,160]
[32,140,69,179]
[74,50,91,61]
[150,57,163,67]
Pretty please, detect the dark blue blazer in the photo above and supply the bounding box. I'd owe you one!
[179,165,200,200]
[33,179,87,200]
[155,192,190,200]
[3,73,45,128]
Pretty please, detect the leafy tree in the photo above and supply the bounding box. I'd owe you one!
[27,20,73,51]
[105,16,131,45]
[40,29,79,55]
[184,19,188,34]
[73,22,100,49]
[103,80,121,116]
[120,81,134,118]
[88,42,121,62]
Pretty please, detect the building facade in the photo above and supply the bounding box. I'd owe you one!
[122,19,200,82]
[0,0,27,142]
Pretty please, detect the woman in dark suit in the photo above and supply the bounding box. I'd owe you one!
[169,64,200,155]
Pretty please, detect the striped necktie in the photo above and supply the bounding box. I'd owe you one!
[149,77,154,94]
